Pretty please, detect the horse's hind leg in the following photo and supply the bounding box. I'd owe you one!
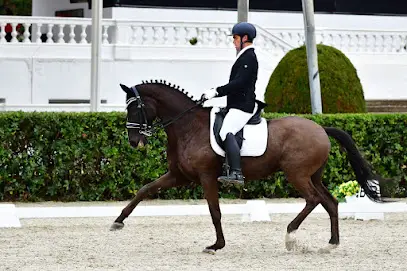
[311,161,339,251]
[285,174,321,251]
[110,171,188,230]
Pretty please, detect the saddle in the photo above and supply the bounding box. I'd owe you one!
[213,100,267,150]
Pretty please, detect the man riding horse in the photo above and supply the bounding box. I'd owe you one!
[202,22,259,186]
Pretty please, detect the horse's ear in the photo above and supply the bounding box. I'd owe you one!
[120,84,133,96]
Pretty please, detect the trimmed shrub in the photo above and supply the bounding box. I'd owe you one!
[265,44,367,114]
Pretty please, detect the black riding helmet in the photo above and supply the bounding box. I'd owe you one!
[229,22,256,51]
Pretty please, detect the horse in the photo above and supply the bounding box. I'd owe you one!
[110,79,384,254]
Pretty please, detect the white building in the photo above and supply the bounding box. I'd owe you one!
[0,0,406,111]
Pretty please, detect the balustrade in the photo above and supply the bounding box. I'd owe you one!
[269,28,407,53]
[1,16,406,54]
[0,16,292,54]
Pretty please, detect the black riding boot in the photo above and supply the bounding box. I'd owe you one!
[217,133,245,185]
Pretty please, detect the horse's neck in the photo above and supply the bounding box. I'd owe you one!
[142,84,208,142]
[161,105,208,144]
[151,88,201,126]
[161,105,207,134]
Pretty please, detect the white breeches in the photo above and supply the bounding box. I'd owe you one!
[219,103,258,141]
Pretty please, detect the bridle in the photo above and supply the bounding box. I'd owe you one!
[125,86,205,136]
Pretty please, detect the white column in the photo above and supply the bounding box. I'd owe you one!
[302,0,323,114]
[90,0,103,112]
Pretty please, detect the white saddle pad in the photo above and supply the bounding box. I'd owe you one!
[209,107,268,157]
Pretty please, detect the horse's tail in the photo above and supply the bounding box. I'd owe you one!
[323,127,383,202]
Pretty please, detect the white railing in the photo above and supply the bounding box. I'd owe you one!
[269,28,407,53]
[1,16,406,54]
[0,16,115,44]
[0,16,293,54]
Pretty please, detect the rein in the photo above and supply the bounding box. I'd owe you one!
[126,86,205,136]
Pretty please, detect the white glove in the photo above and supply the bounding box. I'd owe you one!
[202,88,218,100]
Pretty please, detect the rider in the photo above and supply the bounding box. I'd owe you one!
[202,22,259,185]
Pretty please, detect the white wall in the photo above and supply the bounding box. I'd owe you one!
[1,43,406,111]
[0,45,277,107]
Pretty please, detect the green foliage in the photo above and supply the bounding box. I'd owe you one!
[264,44,367,114]
[0,0,32,16]
[189,37,198,45]
[331,180,359,202]
[0,112,406,202]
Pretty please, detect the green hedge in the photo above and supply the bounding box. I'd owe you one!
[0,112,406,202]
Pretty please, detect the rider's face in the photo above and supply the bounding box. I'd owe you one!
[233,34,248,51]
[233,35,241,50]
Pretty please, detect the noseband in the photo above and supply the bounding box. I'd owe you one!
[125,85,205,137]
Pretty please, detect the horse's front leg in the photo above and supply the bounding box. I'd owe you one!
[201,174,225,254]
[110,171,187,230]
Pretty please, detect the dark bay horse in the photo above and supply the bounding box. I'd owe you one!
[110,80,383,254]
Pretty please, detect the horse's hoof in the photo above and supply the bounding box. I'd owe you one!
[285,230,297,251]
[202,248,216,255]
[110,222,124,231]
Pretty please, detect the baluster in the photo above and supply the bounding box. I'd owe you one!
[102,25,109,44]
[279,32,287,43]
[297,32,304,47]
[163,26,169,45]
[370,34,376,52]
[226,29,233,47]
[69,24,75,43]
[57,24,65,43]
[80,24,87,44]
[141,26,148,45]
[207,27,213,46]
[11,23,18,43]
[383,34,390,52]
[286,32,293,46]
[256,34,265,49]
[354,34,360,52]
[391,35,397,52]
[131,25,137,44]
[46,23,54,43]
[326,33,334,47]
[315,32,323,44]
[372,34,379,52]
[338,33,345,50]
[363,34,370,52]
[184,27,190,45]
[36,23,42,43]
[152,26,159,45]
[347,33,354,52]
[397,34,404,52]
[390,34,397,52]
[23,23,31,43]
[0,23,6,43]
[380,34,386,52]
[215,27,222,46]
[195,27,202,46]
[173,26,180,46]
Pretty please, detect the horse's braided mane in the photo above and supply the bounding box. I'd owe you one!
[141,79,201,104]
